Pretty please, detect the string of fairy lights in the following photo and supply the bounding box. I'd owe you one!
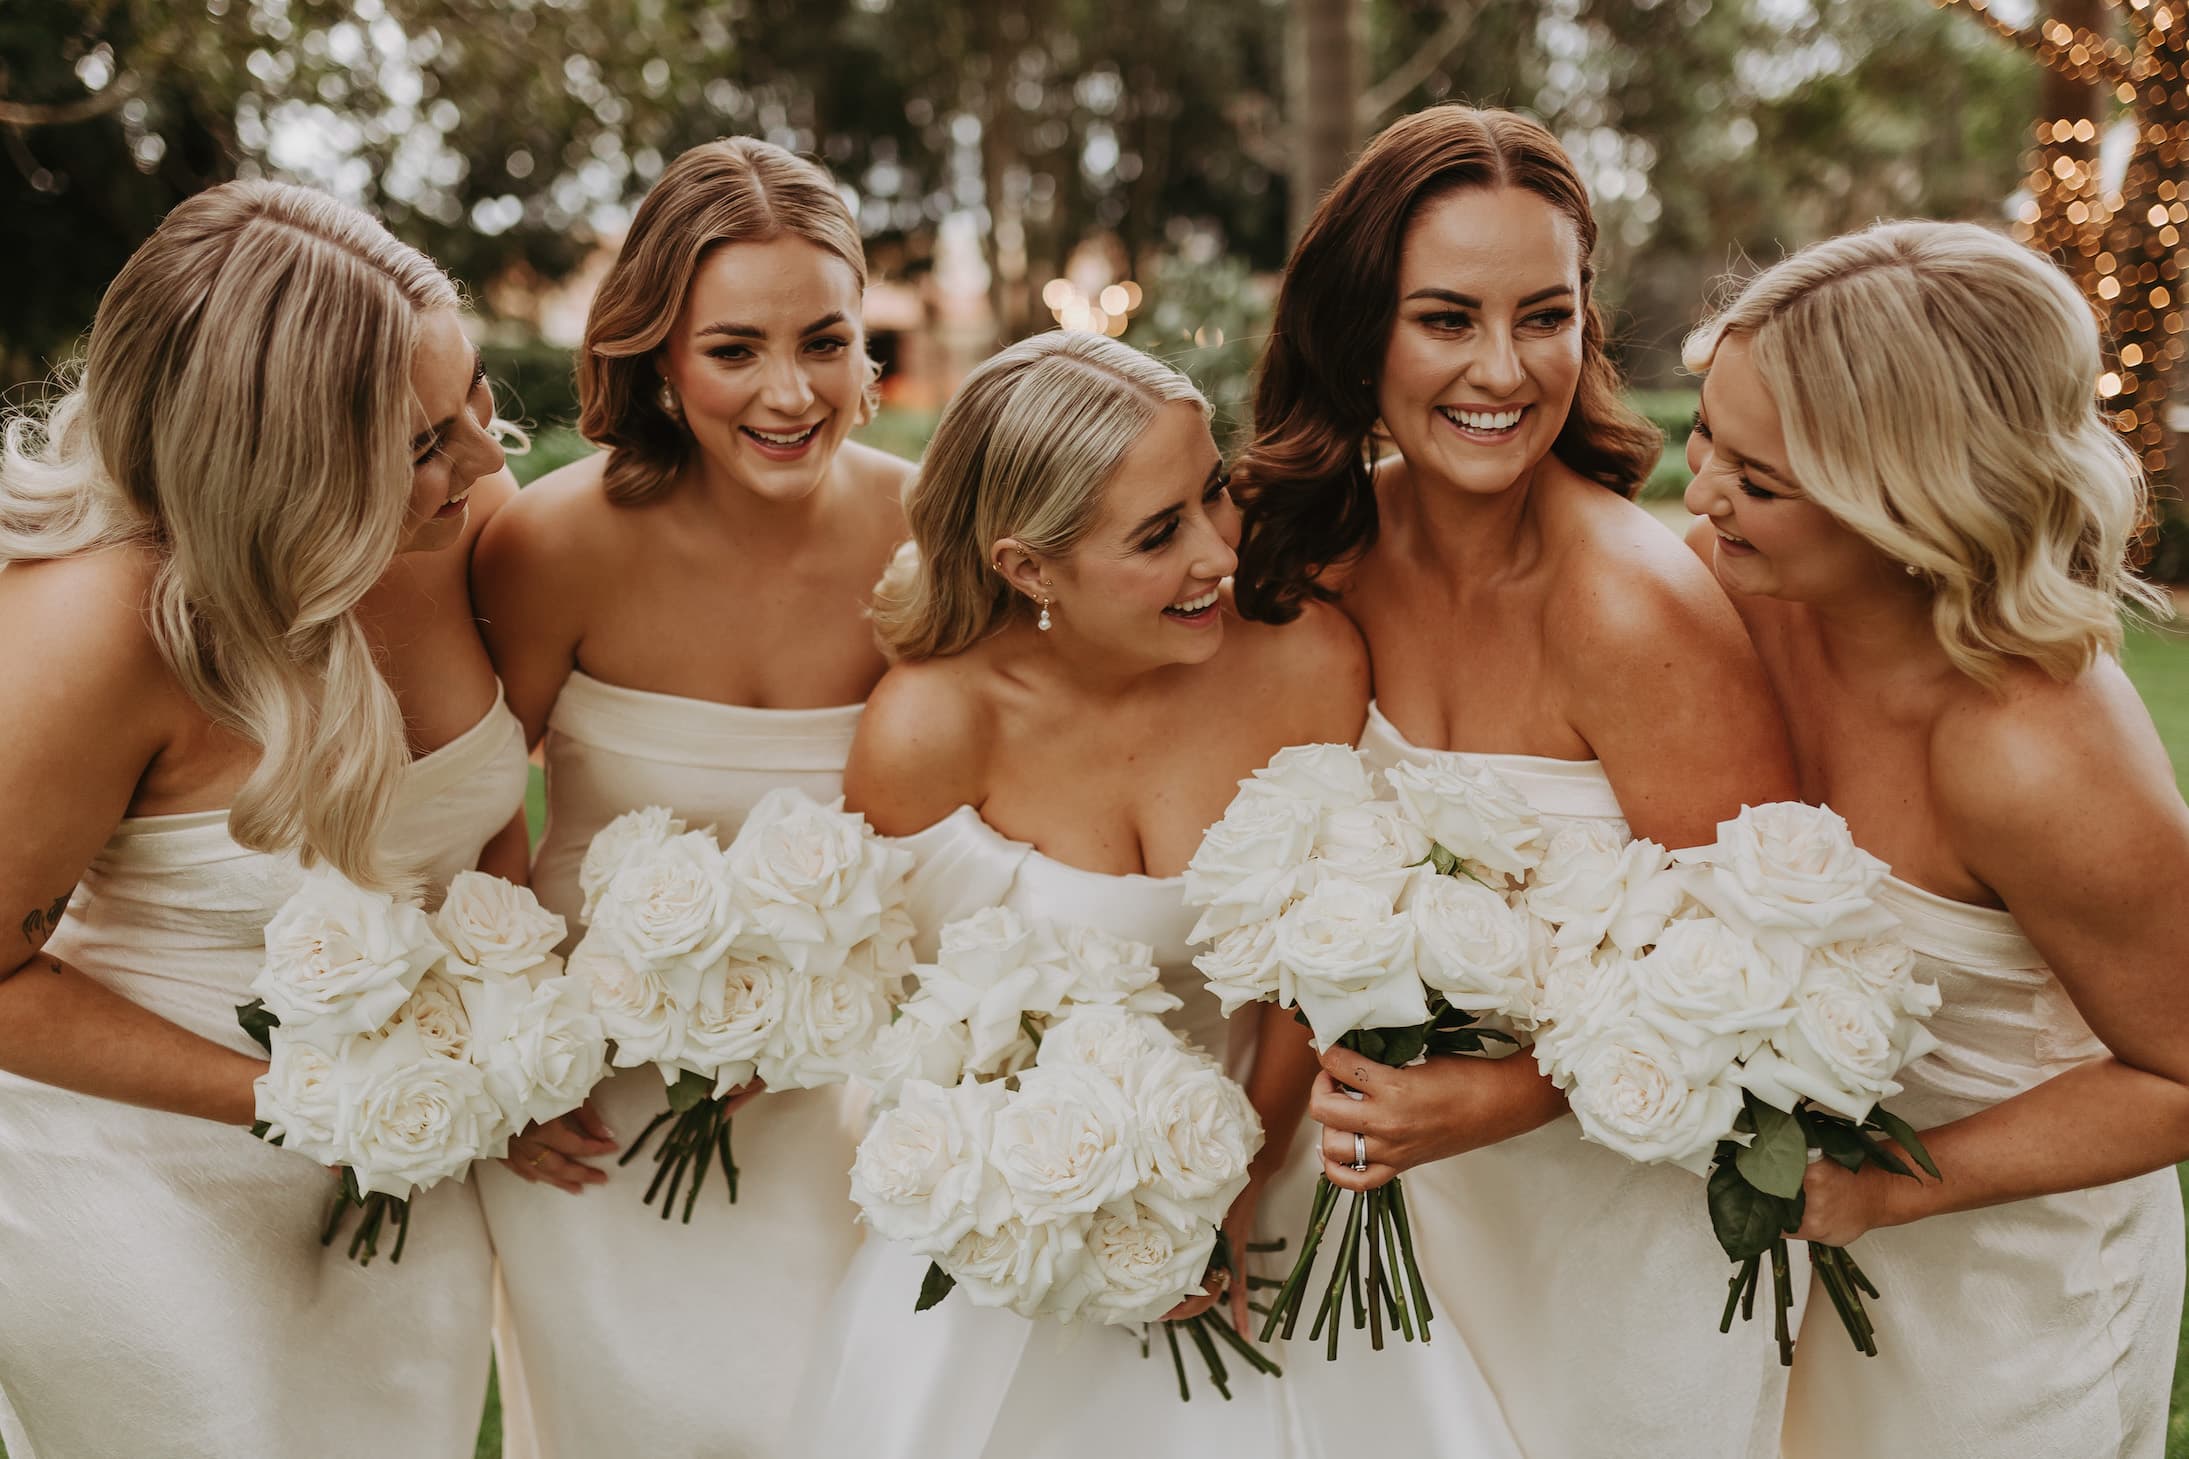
[1937,0,2186,539]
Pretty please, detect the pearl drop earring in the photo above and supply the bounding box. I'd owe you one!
[1037,597,1052,632]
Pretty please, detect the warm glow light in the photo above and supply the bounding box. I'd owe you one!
[2100,371,2124,396]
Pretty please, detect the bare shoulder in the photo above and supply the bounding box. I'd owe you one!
[841,439,916,499]
[1542,485,1752,675]
[0,547,178,733]
[843,653,995,834]
[471,450,628,602]
[1218,597,1370,743]
[1931,659,2187,864]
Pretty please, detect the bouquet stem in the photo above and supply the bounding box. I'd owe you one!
[620,1071,740,1222]
[1149,1236,1283,1401]
[319,1168,411,1266]
[1257,1175,1431,1356]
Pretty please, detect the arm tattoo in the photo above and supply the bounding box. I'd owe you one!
[20,892,71,951]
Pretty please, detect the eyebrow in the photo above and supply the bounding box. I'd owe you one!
[697,311,849,341]
[1402,285,1575,309]
[411,349,483,453]
[1129,461,1227,538]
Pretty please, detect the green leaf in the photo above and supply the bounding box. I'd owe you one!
[235,998,280,1053]
[1371,1023,1429,1068]
[1733,1094,1809,1199]
[1868,1105,1941,1180]
[666,1069,714,1114]
[1806,1118,1872,1173]
[1426,844,1461,878]
[1707,1159,1798,1262]
[914,1261,957,1313]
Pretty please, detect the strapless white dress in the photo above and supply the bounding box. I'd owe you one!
[0,690,529,1459]
[1272,702,1789,1459]
[1780,876,2184,1458]
[479,670,866,1459]
[798,804,1319,1458]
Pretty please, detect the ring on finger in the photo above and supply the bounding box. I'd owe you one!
[1350,1131,1369,1172]
[530,1151,547,1168]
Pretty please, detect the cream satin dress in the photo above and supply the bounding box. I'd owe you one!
[1273,702,1790,1459]
[478,671,866,1459]
[798,804,1359,1458]
[1780,876,2184,1458]
[0,691,529,1459]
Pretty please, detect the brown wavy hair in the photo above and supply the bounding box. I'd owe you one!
[1233,105,1660,621]
[578,137,874,506]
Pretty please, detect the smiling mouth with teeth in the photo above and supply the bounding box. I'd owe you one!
[1436,405,1526,434]
[742,423,822,447]
[1164,587,1220,617]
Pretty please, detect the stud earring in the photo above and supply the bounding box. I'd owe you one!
[1037,597,1052,632]
[1903,562,1922,578]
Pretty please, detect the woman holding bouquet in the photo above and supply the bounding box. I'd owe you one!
[0,181,529,1456]
[1681,220,2188,1459]
[796,330,1519,1456]
[469,136,913,1458]
[1231,105,1801,1456]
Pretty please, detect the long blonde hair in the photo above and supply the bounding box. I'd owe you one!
[579,137,876,506]
[1684,219,2170,684]
[0,180,458,885]
[872,332,1209,660]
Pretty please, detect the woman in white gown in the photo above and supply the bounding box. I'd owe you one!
[0,181,526,1458]
[469,137,913,1459]
[1680,221,2188,1458]
[798,331,1517,1458]
[1230,106,1802,1458]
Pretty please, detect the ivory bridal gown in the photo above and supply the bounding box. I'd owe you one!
[477,671,867,1459]
[0,690,528,1459]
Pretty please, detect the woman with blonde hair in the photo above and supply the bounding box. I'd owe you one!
[1682,218,2187,1459]
[794,330,1515,1457]
[1238,104,1799,1456]
[0,179,529,1456]
[470,135,911,1457]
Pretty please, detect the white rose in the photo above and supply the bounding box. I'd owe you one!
[568,929,694,1070]
[727,790,912,972]
[1565,1020,1744,1173]
[1527,826,1685,956]
[460,972,607,1143]
[578,806,687,921]
[1629,918,1796,1064]
[1383,757,1545,882]
[1077,1201,1221,1326]
[253,867,446,1039]
[921,910,1074,1076]
[432,871,568,978]
[990,1063,1143,1223]
[756,970,891,1091]
[858,1006,974,1106]
[1741,965,1940,1123]
[392,970,474,1061]
[253,1035,348,1157]
[941,1214,1090,1318]
[1271,879,1427,1048]
[1529,950,1644,1085]
[592,831,742,970]
[331,1021,504,1198]
[1406,870,1534,1017]
[1814,936,1939,1020]
[675,954,789,1091]
[1674,802,1896,956]
[1193,919,1283,1017]
[1130,1049,1262,1227]
[1050,924,1181,1016]
[1309,803,1429,903]
[1182,792,1319,942]
[849,1076,1012,1253]
[1241,742,1376,813]
[1034,1005,1183,1078]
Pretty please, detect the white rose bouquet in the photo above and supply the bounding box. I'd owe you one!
[1540,802,1940,1361]
[1184,744,1555,1358]
[566,789,913,1222]
[239,868,596,1264]
[850,993,1276,1401]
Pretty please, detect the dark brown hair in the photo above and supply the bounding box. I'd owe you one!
[1233,105,1660,621]
[578,137,872,506]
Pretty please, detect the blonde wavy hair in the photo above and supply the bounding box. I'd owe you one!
[1684,219,2170,684]
[872,332,1209,660]
[579,136,877,506]
[0,180,459,887]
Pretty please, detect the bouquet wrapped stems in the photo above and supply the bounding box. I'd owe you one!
[1709,1090,1936,1363]
[618,1069,741,1223]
